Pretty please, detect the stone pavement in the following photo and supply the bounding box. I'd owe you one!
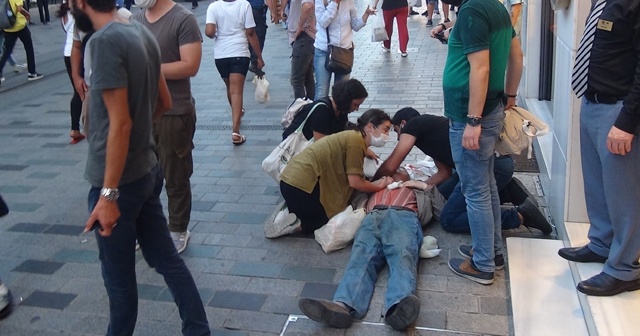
[0,1,553,335]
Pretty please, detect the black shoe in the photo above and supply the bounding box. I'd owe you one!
[458,244,504,270]
[191,4,198,9]
[426,19,433,26]
[444,18,450,23]
[505,177,537,206]
[558,245,607,263]
[385,295,420,331]
[298,298,352,328]
[409,8,419,15]
[517,197,553,234]
[577,272,640,296]
[421,10,429,16]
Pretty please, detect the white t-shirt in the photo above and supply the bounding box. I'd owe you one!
[62,13,75,57]
[205,0,256,59]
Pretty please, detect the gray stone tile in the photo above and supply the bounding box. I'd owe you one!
[216,247,268,262]
[7,202,42,212]
[279,265,336,283]
[209,290,267,311]
[209,329,249,336]
[246,278,304,296]
[181,244,221,259]
[222,310,289,334]
[446,311,510,336]
[261,295,302,315]
[480,296,510,316]
[202,233,253,247]
[299,282,338,300]
[13,259,65,275]
[222,212,268,224]
[0,185,36,193]
[44,224,84,236]
[229,261,283,278]
[191,201,216,211]
[7,222,51,233]
[52,249,99,263]
[0,164,28,171]
[22,290,77,310]
[137,283,165,301]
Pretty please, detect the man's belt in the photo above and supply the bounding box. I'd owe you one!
[372,205,415,213]
[584,92,625,105]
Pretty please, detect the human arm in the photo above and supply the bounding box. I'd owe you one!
[70,40,88,100]
[153,73,172,121]
[348,2,368,31]
[204,24,217,39]
[510,3,522,28]
[430,21,454,38]
[280,0,289,20]
[246,28,265,69]
[348,174,393,192]
[17,5,30,22]
[84,87,131,237]
[267,0,279,23]
[315,0,338,29]
[400,180,432,191]
[504,37,523,110]
[372,133,416,180]
[463,49,490,150]
[161,16,202,80]
[424,160,452,187]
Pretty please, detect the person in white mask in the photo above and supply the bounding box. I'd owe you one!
[132,0,202,254]
[266,109,395,238]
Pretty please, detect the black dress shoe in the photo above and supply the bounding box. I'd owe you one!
[558,245,607,263]
[577,272,640,296]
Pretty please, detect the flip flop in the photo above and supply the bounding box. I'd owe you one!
[70,134,86,145]
[232,132,246,145]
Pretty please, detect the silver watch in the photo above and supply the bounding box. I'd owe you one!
[100,188,120,202]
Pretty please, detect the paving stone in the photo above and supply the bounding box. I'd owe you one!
[203,233,253,247]
[13,259,65,275]
[6,202,42,212]
[44,224,85,236]
[216,246,269,262]
[229,261,283,278]
[279,265,336,283]
[209,290,268,311]
[299,282,338,300]
[0,185,36,193]
[479,296,510,316]
[446,311,510,336]
[22,290,77,310]
[261,295,303,315]
[137,283,165,301]
[180,244,221,259]
[7,222,51,233]
[52,249,99,263]
[222,310,289,334]
[191,201,217,211]
[0,164,28,171]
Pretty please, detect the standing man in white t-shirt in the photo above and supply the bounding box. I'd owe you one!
[205,0,264,145]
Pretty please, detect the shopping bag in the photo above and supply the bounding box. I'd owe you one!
[314,206,366,253]
[371,14,388,42]
[253,75,270,104]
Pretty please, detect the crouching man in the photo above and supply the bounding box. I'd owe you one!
[298,169,445,331]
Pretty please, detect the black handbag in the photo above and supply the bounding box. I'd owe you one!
[324,28,354,75]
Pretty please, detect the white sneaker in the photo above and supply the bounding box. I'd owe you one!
[12,63,26,73]
[170,230,190,253]
[265,208,300,238]
[135,240,140,251]
[27,73,43,81]
[381,44,390,52]
[0,77,4,84]
[0,281,13,320]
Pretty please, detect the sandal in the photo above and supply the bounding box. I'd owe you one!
[70,133,86,145]
[232,132,246,145]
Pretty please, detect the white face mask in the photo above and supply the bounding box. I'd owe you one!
[370,127,390,147]
[135,0,157,9]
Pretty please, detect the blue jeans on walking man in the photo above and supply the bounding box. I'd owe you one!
[333,209,423,318]
[448,104,504,273]
[88,165,210,336]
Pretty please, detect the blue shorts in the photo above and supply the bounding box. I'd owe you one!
[215,57,250,79]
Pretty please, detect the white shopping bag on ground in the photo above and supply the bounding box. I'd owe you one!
[314,206,366,253]
[253,75,270,104]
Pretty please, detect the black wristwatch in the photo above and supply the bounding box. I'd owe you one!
[466,115,482,127]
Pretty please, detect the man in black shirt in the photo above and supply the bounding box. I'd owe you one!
[375,108,552,235]
[558,0,640,297]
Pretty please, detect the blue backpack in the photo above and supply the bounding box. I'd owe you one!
[0,0,17,30]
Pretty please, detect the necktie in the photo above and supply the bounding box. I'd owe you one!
[571,0,607,98]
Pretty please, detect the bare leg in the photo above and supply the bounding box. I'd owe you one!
[442,0,449,21]
[228,73,245,137]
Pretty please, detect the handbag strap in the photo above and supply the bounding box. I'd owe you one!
[295,102,328,133]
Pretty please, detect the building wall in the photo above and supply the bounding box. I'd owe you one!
[519,0,592,236]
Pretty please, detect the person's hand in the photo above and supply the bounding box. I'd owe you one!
[462,124,482,150]
[365,148,380,163]
[333,0,341,4]
[256,58,265,70]
[607,126,634,155]
[73,77,88,101]
[84,198,121,237]
[364,5,376,15]
[504,96,516,111]
[373,176,393,188]
[400,180,432,191]
[271,11,280,23]
[430,25,444,38]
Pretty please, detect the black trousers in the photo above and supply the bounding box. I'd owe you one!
[0,27,36,75]
[280,180,329,234]
[249,5,268,67]
[64,57,82,131]
[37,0,50,24]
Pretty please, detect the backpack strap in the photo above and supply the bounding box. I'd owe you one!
[295,102,328,133]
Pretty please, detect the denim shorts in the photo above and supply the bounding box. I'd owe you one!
[215,57,250,79]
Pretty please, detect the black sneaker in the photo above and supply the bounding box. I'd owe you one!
[517,197,553,235]
[27,73,43,81]
[385,295,420,331]
[505,177,538,206]
[298,298,352,328]
[409,8,419,15]
[458,245,504,270]
[444,18,450,23]
[426,19,433,27]
[448,258,494,285]
[421,10,429,16]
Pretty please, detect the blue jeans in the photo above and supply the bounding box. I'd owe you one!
[88,165,210,336]
[333,209,423,318]
[0,34,17,68]
[313,47,349,99]
[580,99,640,281]
[449,105,504,272]
[440,155,519,233]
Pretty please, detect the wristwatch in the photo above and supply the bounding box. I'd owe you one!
[100,188,120,202]
[466,115,482,127]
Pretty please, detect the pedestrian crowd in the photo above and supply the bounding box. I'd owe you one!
[1,0,639,334]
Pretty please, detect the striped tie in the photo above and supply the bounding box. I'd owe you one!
[571,0,607,98]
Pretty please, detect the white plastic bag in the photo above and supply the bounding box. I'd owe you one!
[253,75,270,104]
[314,206,366,253]
[371,14,388,42]
[363,157,383,179]
[404,156,438,181]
